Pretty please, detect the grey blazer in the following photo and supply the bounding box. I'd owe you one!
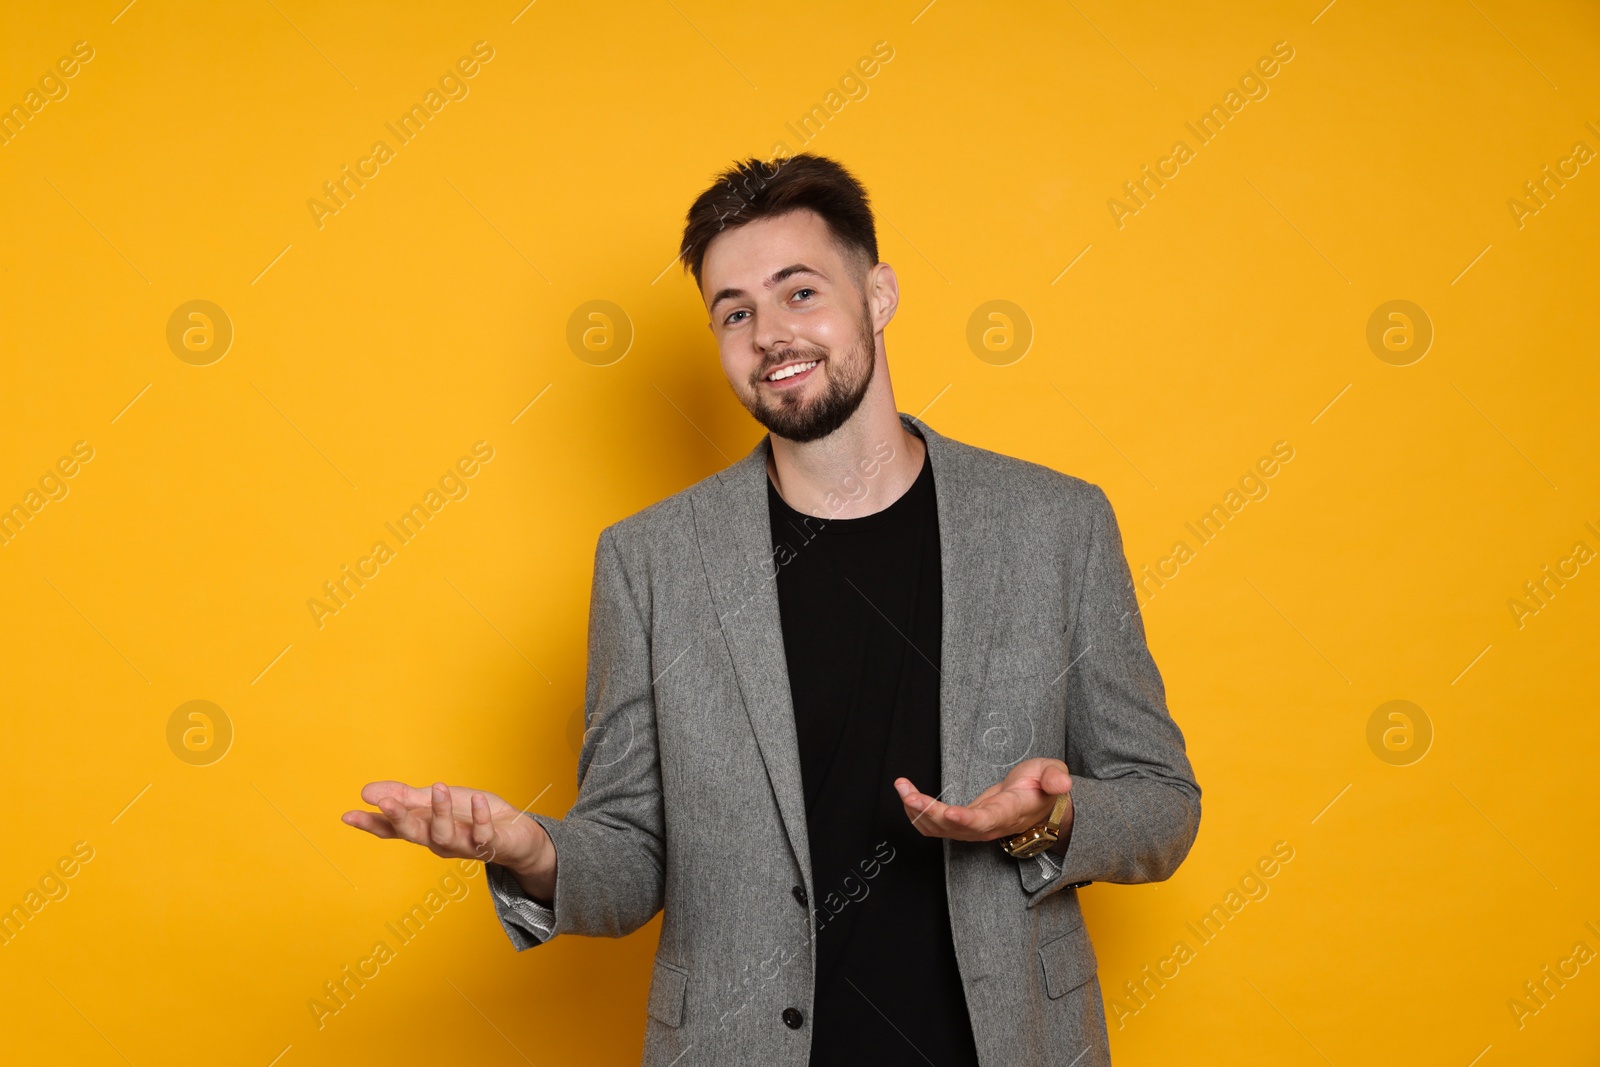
[485,411,1201,1066]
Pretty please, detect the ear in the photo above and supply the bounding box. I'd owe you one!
[866,260,899,332]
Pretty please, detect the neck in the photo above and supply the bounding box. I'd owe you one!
[765,347,926,519]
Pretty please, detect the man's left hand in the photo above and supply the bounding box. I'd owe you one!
[894,758,1073,842]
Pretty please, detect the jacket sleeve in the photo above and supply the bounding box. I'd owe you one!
[1019,484,1202,904]
[485,524,667,945]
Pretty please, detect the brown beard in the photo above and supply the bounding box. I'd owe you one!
[740,298,875,444]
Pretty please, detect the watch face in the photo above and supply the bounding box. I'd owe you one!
[1006,831,1053,858]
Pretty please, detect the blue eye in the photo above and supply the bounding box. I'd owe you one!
[724,309,749,325]
[793,288,815,301]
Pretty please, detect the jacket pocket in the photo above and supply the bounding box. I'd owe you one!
[1038,923,1099,999]
[646,957,690,1027]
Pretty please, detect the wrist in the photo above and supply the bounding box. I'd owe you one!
[504,817,557,903]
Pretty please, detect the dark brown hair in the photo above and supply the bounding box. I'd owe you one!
[678,153,879,291]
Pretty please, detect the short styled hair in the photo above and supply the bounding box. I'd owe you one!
[678,153,879,291]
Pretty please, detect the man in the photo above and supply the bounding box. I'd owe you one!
[343,154,1201,1065]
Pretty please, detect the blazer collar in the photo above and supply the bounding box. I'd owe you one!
[689,412,1002,891]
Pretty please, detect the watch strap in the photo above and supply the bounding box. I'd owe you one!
[1001,791,1073,858]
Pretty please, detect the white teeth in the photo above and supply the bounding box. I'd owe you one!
[768,360,819,381]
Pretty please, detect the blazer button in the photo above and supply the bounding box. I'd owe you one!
[792,884,808,907]
[782,1007,804,1029]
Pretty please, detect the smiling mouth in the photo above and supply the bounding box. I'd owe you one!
[764,358,821,385]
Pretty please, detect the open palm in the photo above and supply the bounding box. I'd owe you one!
[894,757,1072,842]
[341,780,542,870]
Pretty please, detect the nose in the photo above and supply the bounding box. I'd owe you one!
[753,306,796,358]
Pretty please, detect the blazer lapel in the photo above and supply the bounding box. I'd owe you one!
[688,413,1003,891]
[690,435,814,887]
[907,413,1003,804]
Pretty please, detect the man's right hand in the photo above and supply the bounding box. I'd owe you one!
[342,781,556,904]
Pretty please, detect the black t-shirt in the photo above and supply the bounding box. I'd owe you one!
[767,441,981,1067]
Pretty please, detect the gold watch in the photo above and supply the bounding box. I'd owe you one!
[1001,792,1073,858]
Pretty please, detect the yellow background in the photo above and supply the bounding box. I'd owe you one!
[3,0,1597,1063]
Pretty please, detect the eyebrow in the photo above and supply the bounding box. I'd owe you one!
[708,264,826,315]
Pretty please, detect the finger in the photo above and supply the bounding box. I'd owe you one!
[995,758,1044,787]
[373,796,428,844]
[900,786,946,821]
[893,778,929,816]
[341,810,400,839]
[354,781,440,837]
[941,802,999,834]
[430,782,457,848]
[902,791,992,840]
[896,782,949,830]
[360,779,426,807]
[902,799,952,836]
[470,793,498,862]
[909,801,997,841]
[896,778,955,817]
[896,779,1001,840]
[1040,765,1073,796]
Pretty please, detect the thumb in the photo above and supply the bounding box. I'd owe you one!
[1040,764,1073,796]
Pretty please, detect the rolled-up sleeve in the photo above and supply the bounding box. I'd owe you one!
[485,857,558,950]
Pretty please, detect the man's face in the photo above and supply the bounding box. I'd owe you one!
[700,208,876,444]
